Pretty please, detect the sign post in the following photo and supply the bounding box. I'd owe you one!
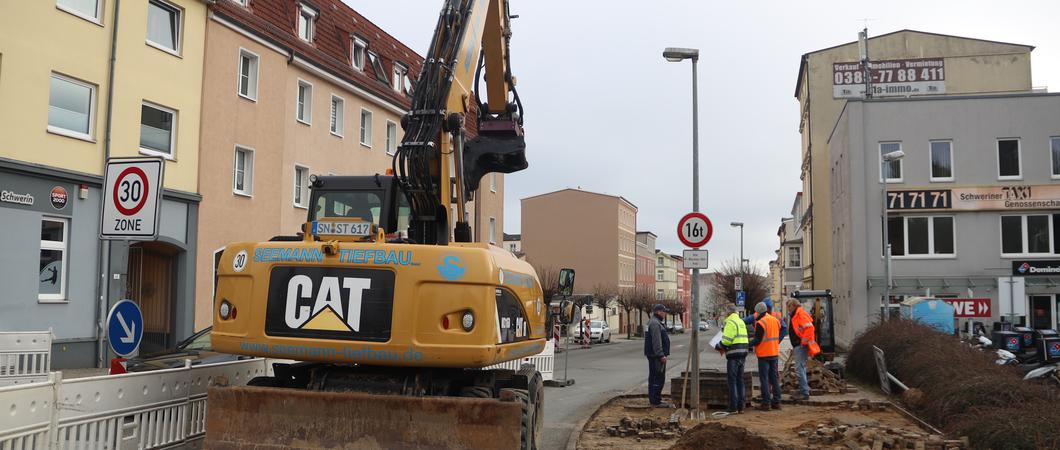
[677,212,713,416]
[106,299,144,357]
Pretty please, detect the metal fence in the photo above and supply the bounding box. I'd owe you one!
[0,331,53,387]
[0,358,269,450]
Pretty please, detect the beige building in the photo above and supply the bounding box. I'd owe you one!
[193,0,503,329]
[655,251,679,302]
[795,30,1033,291]
[521,188,637,329]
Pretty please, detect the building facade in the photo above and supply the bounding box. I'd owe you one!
[193,0,504,329]
[633,231,657,333]
[795,30,1034,291]
[777,194,804,300]
[521,188,637,329]
[655,251,678,303]
[830,93,1060,346]
[1,0,209,367]
[503,233,522,254]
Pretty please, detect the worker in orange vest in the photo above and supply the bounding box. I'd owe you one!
[786,298,820,401]
[751,302,782,410]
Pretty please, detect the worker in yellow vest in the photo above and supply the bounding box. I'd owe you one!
[751,302,782,410]
[714,302,749,413]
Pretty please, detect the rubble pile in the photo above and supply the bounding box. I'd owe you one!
[781,351,855,395]
[796,417,969,450]
[606,414,683,440]
[670,422,786,450]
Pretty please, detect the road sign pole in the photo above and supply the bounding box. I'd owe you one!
[688,56,701,417]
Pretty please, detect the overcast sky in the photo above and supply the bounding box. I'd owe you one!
[346,0,1060,271]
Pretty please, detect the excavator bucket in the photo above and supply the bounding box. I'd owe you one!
[204,386,522,449]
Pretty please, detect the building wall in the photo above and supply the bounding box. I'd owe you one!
[798,31,1033,292]
[831,94,1060,346]
[655,252,678,302]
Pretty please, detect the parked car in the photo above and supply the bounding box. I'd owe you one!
[573,321,612,343]
[699,323,710,331]
[123,327,250,372]
[671,322,685,334]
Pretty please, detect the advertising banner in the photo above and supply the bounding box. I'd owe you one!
[833,58,945,98]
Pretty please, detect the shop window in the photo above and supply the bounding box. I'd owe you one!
[140,102,176,158]
[48,73,96,140]
[146,0,182,55]
[39,218,68,302]
[887,216,954,257]
[1000,214,1053,256]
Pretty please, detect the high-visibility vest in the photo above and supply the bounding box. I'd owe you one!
[791,306,820,356]
[755,314,781,358]
[721,313,749,356]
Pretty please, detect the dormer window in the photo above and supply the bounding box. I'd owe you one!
[392,62,407,92]
[352,37,367,70]
[298,3,316,42]
[367,52,388,84]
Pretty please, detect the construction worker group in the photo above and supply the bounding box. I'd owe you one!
[714,297,818,413]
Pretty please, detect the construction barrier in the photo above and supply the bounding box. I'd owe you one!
[0,330,53,387]
[0,358,269,450]
[484,340,554,381]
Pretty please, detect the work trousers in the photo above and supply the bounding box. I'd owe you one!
[757,357,781,405]
[793,345,810,396]
[647,357,666,405]
[726,356,747,411]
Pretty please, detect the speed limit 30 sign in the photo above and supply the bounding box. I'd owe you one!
[100,157,164,240]
[677,212,713,248]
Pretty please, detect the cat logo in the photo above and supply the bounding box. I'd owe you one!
[285,275,371,332]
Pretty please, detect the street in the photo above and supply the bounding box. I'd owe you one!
[542,332,727,450]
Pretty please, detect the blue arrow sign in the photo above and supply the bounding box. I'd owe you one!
[107,299,143,357]
[735,291,746,307]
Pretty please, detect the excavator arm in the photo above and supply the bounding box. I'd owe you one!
[394,0,526,245]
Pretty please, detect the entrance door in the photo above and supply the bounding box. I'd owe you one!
[1029,295,1053,330]
[127,242,178,353]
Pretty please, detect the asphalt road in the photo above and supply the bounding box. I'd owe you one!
[540,331,728,450]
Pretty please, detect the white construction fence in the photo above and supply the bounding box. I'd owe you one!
[485,340,555,381]
[0,331,53,387]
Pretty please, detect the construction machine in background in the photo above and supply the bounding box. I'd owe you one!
[204,1,565,448]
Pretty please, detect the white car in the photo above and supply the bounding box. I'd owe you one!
[573,321,612,343]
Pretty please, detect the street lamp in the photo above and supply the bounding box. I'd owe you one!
[881,150,905,320]
[730,222,745,274]
[663,46,701,416]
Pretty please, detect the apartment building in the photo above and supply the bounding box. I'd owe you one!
[193,0,504,328]
[772,193,804,301]
[830,93,1060,346]
[635,232,657,293]
[521,188,637,329]
[0,0,208,367]
[655,251,679,303]
[503,233,522,254]
[795,30,1033,291]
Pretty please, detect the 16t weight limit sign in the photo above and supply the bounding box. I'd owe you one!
[101,157,164,240]
[677,212,713,248]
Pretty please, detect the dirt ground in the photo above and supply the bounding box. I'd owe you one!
[577,393,956,450]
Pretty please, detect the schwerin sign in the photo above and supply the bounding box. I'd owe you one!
[833,58,945,99]
[887,185,1060,211]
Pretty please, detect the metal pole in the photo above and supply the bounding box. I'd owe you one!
[1008,276,1015,324]
[882,168,890,321]
[689,56,701,414]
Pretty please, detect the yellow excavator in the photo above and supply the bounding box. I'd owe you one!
[204,1,573,449]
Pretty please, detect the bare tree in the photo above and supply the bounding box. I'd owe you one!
[591,284,617,325]
[531,264,560,301]
[708,259,769,315]
[615,287,644,339]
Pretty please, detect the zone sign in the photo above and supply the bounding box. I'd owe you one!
[677,212,713,248]
[100,157,164,240]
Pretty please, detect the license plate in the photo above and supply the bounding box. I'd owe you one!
[312,221,372,237]
[265,267,394,342]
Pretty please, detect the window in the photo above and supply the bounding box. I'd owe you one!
[368,52,388,83]
[786,247,801,268]
[656,270,664,281]
[385,121,398,155]
[233,146,254,196]
[359,108,373,146]
[392,62,407,92]
[237,49,259,100]
[887,216,954,257]
[880,142,902,182]
[1051,138,1060,179]
[997,139,1021,180]
[39,218,68,302]
[657,257,663,265]
[297,3,316,42]
[140,102,176,158]
[57,0,101,22]
[1000,214,1053,256]
[146,0,182,55]
[47,73,95,140]
[351,37,367,70]
[296,80,312,124]
[294,165,309,208]
[330,95,344,137]
[489,217,497,244]
[929,141,953,182]
[490,173,497,193]
[231,0,248,6]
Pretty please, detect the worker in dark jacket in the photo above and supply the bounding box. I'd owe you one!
[644,303,671,408]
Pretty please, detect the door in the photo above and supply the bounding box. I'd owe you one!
[1029,295,1053,330]
[127,242,178,353]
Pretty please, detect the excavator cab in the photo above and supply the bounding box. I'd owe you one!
[306,175,410,236]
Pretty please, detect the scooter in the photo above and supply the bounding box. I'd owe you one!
[1024,364,1060,386]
